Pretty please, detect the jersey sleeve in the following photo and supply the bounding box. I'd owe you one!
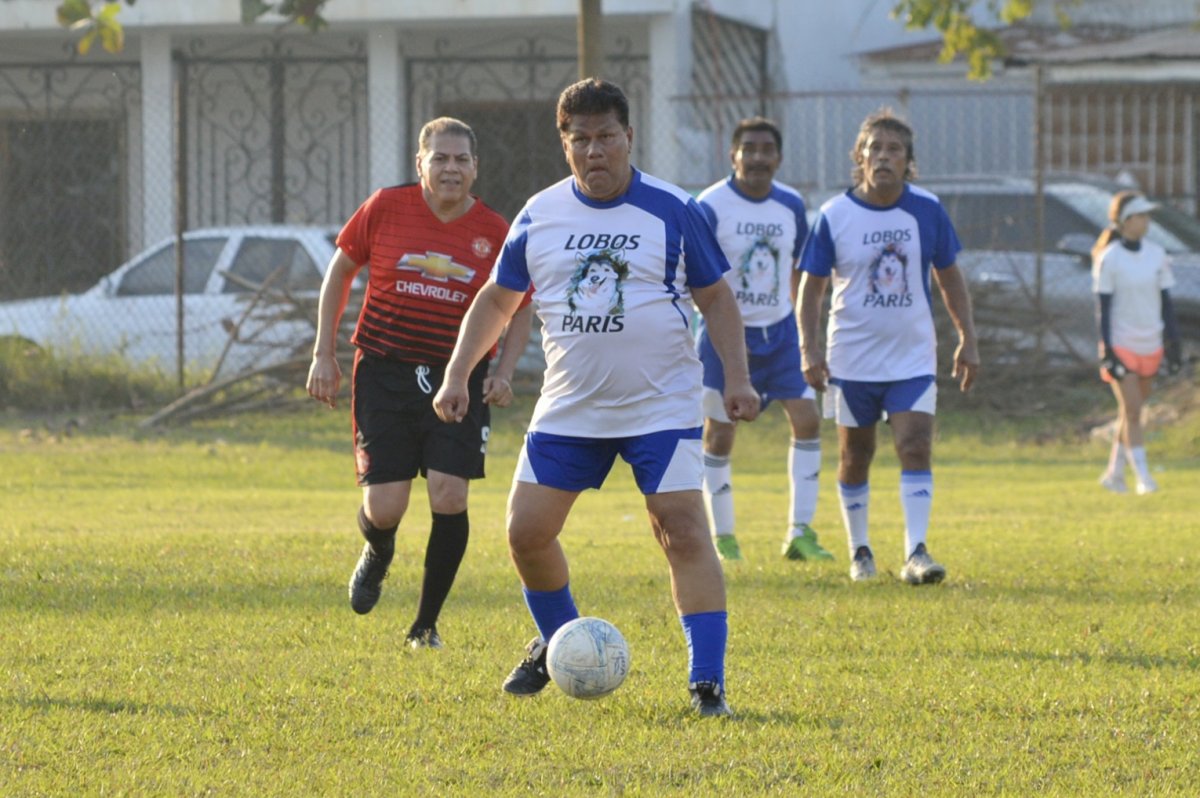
[680,197,731,288]
[775,188,809,261]
[1093,249,1115,294]
[799,214,835,277]
[335,189,380,266]
[931,204,962,270]
[493,208,533,293]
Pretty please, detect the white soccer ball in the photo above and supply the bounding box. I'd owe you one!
[546,616,630,700]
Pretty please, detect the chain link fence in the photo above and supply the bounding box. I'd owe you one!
[0,29,1193,415]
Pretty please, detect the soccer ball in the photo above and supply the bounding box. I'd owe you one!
[546,616,630,700]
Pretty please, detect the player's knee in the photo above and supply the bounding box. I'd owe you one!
[363,504,404,531]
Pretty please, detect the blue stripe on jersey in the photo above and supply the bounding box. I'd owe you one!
[767,184,810,260]
[800,212,837,278]
[495,208,533,292]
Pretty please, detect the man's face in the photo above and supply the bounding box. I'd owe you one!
[732,130,780,196]
[416,132,477,208]
[561,111,633,202]
[859,127,910,194]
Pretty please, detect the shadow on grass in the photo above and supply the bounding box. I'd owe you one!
[7,694,195,717]
[973,647,1200,671]
[4,576,523,616]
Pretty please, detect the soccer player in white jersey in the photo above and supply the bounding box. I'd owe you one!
[1091,190,1182,495]
[696,117,833,564]
[797,108,979,585]
[434,78,759,717]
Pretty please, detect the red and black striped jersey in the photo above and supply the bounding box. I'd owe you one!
[337,183,509,364]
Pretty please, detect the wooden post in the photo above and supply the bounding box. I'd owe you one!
[578,0,602,80]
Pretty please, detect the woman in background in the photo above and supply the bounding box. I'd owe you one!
[1092,190,1182,495]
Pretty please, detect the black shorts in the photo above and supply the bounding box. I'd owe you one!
[351,352,491,486]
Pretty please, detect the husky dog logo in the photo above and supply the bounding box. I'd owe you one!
[868,243,909,296]
[567,249,628,315]
[738,237,780,296]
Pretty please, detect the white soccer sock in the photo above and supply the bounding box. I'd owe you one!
[703,452,735,537]
[1126,446,1153,483]
[900,470,933,559]
[788,438,821,536]
[1105,436,1125,478]
[838,482,870,554]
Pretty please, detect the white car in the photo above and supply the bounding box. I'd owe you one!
[926,175,1200,359]
[0,226,340,377]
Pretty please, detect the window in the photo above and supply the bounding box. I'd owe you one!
[940,193,1096,252]
[222,237,322,293]
[115,237,227,296]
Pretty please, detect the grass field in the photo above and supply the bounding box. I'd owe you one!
[2,385,1199,796]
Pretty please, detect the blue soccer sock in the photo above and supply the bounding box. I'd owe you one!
[522,584,579,643]
[680,610,728,688]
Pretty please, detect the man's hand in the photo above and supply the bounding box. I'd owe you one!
[482,374,514,407]
[306,353,341,409]
[801,349,830,393]
[723,377,761,423]
[433,379,470,422]
[952,337,980,392]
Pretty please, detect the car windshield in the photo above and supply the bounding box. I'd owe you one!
[1053,184,1200,253]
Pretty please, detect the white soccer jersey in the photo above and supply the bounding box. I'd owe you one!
[1093,239,1175,354]
[494,168,731,436]
[800,185,962,381]
[697,176,808,327]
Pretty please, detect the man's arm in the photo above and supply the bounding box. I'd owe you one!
[932,264,980,392]
[306,248,361,408]
[482,301,535,407]
[434,281,525,422]
[692,280,760,422]
[797,271,830,392]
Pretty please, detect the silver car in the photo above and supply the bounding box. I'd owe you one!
[0,226,339,377]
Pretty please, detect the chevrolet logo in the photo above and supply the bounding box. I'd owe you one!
[397,252,476,283]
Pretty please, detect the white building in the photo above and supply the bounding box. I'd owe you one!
[0,0,1194,300]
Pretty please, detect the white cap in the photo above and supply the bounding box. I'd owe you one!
[1119,195,1159,222]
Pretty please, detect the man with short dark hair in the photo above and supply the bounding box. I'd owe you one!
[307,116,532,648]
[696,116,833,564]
[798,108,979,585]
[434,79,759,717]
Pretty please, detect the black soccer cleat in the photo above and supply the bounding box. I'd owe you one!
[502,637,550,697]
[405,626,444,650]
[348,542,393,615]
[689,680,732,718]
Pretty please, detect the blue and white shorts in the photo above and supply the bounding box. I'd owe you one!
[824,375,937,427]
[515,427,703,494]
[699,315,813,422]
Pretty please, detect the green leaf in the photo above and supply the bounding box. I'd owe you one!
[55,0,92,27]
[95,1,123,23]
[76,27,96,55]
[97,18,124,53]
[240,0,273,24]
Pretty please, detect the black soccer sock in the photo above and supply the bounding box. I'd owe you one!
[411,510,469,631]
[357,506,397,553]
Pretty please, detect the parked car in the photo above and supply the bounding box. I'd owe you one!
[925,174,1200,358]
[0,226,340,377]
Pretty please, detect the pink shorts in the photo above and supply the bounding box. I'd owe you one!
[1100,345,1163,383]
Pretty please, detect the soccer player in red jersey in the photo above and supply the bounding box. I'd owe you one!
[307,117,533,649]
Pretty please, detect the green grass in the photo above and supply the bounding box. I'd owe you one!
[2,389,1199,796]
